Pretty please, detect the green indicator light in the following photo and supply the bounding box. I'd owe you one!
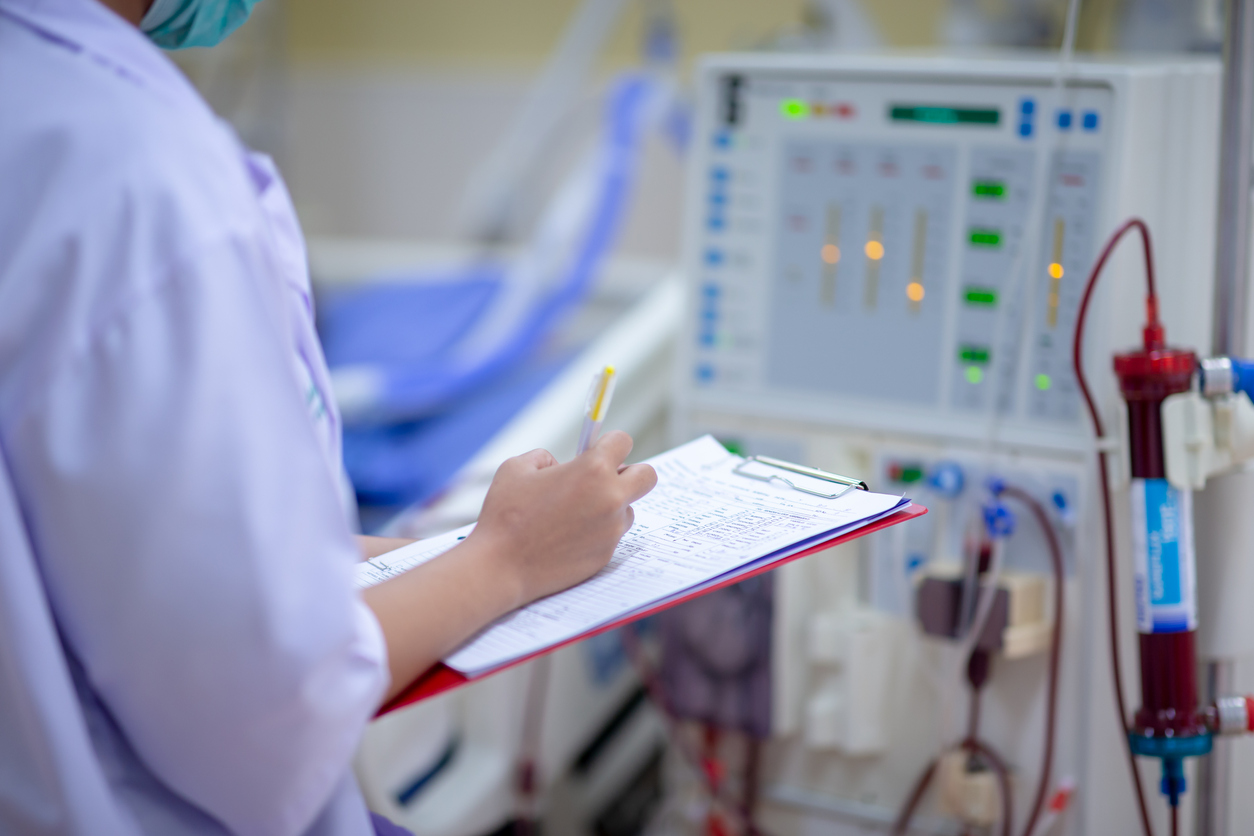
[959,345,991,364]
[964,287,999,306]
[890,105,1000,125]
[1035,373,1052,391]
[888,463,926,484]
[720,438,746,456]
[973,180,1006,198]
[965,366,984,384]
[969,228,1003,248]
[780,99,809,119]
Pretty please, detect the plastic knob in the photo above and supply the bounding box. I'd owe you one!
[927,462,966,497]
[982,502,1016,539]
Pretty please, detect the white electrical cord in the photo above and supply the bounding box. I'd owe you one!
[935,0,1083,743]
[959,538,1008,661]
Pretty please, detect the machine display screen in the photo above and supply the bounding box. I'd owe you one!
[888,105,1001,125]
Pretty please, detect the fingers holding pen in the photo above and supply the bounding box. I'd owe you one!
[590,429,633,467]
[618,463,657,504]
[587,431,656,505]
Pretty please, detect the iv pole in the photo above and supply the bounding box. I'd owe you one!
[1197,0,1254,833]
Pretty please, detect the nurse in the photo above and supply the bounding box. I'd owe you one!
[0,0,657,834]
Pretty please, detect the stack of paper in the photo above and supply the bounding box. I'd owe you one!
[357,435,909,677]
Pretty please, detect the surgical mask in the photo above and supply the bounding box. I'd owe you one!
[140,0,262,49]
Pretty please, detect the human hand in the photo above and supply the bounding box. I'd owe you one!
[467,430,658,609]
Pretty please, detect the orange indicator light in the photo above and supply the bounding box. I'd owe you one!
[906,282,925,302]
[1048,262,1064,279]
[821,244,841,264]
[865,240,885,260]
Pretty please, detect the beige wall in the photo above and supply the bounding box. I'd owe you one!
[287,0,804,69]
[284,0,957,70]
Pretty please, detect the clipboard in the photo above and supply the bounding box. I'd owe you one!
[378,501,925,715]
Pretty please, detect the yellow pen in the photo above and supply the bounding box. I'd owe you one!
[576,365,617,455]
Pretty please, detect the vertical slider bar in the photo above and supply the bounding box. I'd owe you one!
[1047,217,1064,328]
[907,209,927,312]
[821,205,842,307]
[865,206,884,309]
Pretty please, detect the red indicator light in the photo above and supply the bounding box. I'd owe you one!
[836,102,856,118]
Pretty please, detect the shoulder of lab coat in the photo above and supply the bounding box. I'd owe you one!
[0,4,388,835]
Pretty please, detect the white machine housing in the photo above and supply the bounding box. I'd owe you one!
[673,54,1220,835]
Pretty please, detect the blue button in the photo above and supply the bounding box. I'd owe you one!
[927,462,966,497]
[714,131,732,150]
[1020,98,1035,115]
[708,191,727,206]
[711,167,730,183]
[1052,490,1069,512]
[702,282,721,297]
[701,305,718,321]
[1083,111,1099,131]
[708,215,725,231]
[1019,121,1033,138]
[696,364,715,382]
[705,250,723,267]
[699,331,716,347]
[1057,109,1072,129]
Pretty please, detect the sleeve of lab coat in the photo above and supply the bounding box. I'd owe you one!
[6,229,389,836]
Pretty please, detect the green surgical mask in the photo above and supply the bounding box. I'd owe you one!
[140,0,263,49]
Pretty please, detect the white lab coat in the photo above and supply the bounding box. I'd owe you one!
[0,0,389,834]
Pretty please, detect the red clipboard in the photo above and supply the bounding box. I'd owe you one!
[378,502,926,715]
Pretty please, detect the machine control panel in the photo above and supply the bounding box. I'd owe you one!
[683,64,1112,444]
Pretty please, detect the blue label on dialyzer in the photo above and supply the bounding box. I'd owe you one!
[1130,478,1197,633]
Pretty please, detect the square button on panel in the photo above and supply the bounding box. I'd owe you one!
[1082,111,1100,131]
[1057,110,1072,129]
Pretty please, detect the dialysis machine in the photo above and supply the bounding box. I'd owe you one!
[671,54,1224,834]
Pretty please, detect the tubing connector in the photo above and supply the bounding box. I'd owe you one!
[1199,356,1254,399]
[1127,731,1213,807]
[1205,695,1254,736]
[981,499,1015,540]
[1143,295,1165,352]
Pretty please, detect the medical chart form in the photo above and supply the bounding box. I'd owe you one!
[357,436,908,677]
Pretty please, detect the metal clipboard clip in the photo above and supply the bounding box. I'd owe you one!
[732,455,869,499]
